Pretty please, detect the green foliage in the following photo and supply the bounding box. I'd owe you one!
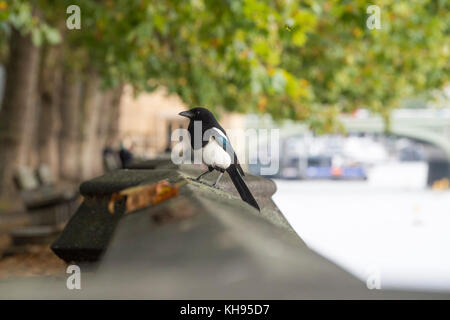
[285,0,449,121]
[1,0,449,131]
[0,0,61,46]
[66,0,318,112]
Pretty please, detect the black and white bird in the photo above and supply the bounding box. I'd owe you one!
[179,107,260,211]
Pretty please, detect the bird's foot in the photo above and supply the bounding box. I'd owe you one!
[188,177,212,187]
[211,182,220,190]
[188,177,220,189]
[212,172,224,189]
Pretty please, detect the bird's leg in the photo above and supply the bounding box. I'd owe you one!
[195,170,212,181]
[212,172,224,188]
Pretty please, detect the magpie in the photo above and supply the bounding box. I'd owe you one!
[179,107,260,211]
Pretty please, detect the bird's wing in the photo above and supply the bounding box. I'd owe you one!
[211,135,245,175]
[211,134,234,159]
[206,127,245,176]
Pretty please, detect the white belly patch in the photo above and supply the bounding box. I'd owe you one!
[203,137,231,169]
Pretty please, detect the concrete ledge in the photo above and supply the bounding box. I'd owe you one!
[52,167,293,263]
[42,166,450,298]
[1,165,446,298]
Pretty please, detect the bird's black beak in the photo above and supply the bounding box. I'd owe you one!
[179,110,194,119]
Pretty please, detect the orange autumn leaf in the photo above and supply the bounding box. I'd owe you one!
[108,180,187,214]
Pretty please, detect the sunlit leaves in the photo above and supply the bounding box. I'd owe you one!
[1,0,447,133]
[1,0,60,45]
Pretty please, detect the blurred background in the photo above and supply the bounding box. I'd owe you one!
[0,0,449,293]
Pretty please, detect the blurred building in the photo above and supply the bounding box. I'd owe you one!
[118,85,246,161]
[118,86,187,158]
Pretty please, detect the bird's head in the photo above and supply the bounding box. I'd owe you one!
[179,107,215,122]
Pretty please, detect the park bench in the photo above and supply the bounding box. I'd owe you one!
[14,165,79,225]
[1,165,80,256]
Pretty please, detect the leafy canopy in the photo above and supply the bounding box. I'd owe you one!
[1,0,448,131]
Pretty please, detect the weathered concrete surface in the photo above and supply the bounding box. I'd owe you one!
[180,165,293,232]
[126,158,288,229]
[52,166,294,263]
[31,166,450,299]
[51,201,122,262]
[125,156,178,170]
[72,179,449,299]
[51,169,181,263]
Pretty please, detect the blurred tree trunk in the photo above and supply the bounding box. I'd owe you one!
[98,90,114,148]
[0,30,40,196]
[92,85,123,174]
[94,90,112,174]
[79,69,104,180]
[37,43,64,179]
[59,69,82,182]
[106,84,124,146]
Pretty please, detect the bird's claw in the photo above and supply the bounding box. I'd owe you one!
[188,177,220,189]
[189,177,213,187]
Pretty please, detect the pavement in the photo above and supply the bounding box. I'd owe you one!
[274,179,450,293]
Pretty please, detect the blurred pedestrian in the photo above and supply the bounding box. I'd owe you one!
[119,142,134,168]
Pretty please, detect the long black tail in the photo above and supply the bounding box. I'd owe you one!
[226,165,260,211]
